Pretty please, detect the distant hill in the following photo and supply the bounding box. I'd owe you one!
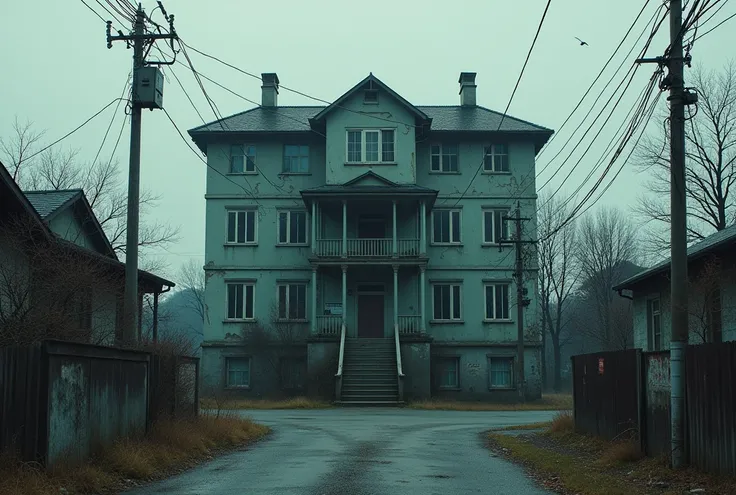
[143,288,203,354]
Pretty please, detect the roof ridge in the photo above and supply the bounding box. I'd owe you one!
[24,188,84,195]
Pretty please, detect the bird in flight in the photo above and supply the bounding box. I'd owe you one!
[575,37,589,46]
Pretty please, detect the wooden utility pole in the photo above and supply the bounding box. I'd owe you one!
[501,202,535,402]
[107,3,177,344]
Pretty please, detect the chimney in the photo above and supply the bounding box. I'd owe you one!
[459,72,477,107]
[261,73,279,107]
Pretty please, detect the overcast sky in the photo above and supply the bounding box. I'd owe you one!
[2,0,734,281]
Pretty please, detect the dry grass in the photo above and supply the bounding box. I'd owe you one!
[549,410,574,433]
[0,416,269,495]
[596,440,643,467]
[409,393,573,411]
[200,396,332,410]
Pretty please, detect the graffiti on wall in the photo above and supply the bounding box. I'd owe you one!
[647,354,671,393]
[466,363,481,376]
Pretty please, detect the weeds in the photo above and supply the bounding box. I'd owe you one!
[410,394,573,411]
[200,396,332,410]
[549,411,574,433]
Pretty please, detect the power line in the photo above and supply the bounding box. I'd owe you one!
[79,0,108,23]
[450,0,552,208]
[93,0,130,25]
[104,0,134,22]
[694,10,736,40]
[20,98,128,166]
[89,76,131,169]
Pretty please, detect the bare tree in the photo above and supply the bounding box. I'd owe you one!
[178,258,206,325]
[576,207,639,350]
[538,194,579,391]
[635,61,736,256]
[0,118,179,257]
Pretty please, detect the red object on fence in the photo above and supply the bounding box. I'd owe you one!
[598,357,605,374]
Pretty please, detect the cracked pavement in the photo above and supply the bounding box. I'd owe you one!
[123,408,556,495]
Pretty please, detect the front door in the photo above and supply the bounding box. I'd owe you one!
[358,294,384,338]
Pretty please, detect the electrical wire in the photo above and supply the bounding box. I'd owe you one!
[105,0,134,22]
[89,76,131,169]
[79,0,108,23]
[450,0,552,208]
[19,98,128,166]
[93,0,130,25]
[693,10,736,40]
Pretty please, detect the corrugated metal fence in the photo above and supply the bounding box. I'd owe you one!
[572,341,736,475]
[0,340,199,468]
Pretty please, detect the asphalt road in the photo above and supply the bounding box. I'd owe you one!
[124,409,556,495]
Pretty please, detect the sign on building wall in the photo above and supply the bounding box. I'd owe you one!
[324,302,342,315]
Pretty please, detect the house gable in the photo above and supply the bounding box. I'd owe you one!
[343,171,397,188]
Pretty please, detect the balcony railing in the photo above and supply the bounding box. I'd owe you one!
[314,238,422,258]
[398,315,422,334]
[315,315,342,335]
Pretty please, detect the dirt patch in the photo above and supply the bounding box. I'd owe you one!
[409,394,572,411]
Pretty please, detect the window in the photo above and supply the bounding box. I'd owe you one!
[227,283,255,320]
[345,129,395,163]
[283,145,309,173]
[227,210,256,244]
[432,209,461,244]
[278,211,307,245]
[430,144,459,172]
[489,357,514,388]
[483,209,510,244]
[278,283,307,320]
[71,288,92,332]
[483,144,509,172]
[647,298,662,351]
[705,288,722,343]
[438,357,459,388]
[433,283,462,321]
[485,283,510,320]
[364,90,378,104]
[226,357,250,388]
[230,145,256,173]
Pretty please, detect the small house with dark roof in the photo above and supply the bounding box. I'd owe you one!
[189,72,553,403]
[0,161,174,345]
[613,224,736,350]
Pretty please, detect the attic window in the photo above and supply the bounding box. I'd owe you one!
[364,90,378,104]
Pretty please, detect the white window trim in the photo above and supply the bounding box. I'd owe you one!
[482,144,510,173]
[345,128,396,164]
[226,209,258,245]
[431,283,463,322]
[484,283,511,321]
[277,210,309,246]
[225,281,256,322]
[481,209,511,245]
[229,144,258,175]
[429,143,459,173]
[277,282,309,322]
[488,356,515,390]
[438,357,460,389]
[648,297,662,350]
[431,209,462,245]
[225,356,252,389]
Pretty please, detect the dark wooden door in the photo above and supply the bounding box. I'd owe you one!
[358,294,384,338]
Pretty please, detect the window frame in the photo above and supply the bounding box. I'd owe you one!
[282,145,310,174]
[229,144,257,174]
[484,282,511,321]
[482,208,511,245]
[345,128,397,164]
[488,356,515,390]
[431,209,462,245]
[277,210,309,246]
[483,143,510,173]
[430,143,459,173]
[226,209,258,245]
[225,356,251,389]
[277,282,308,321]
[437,356,460,389]
[431,282,463,322]
[647,297,662,351]
[225,281,256,321]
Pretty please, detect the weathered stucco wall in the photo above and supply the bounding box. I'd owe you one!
[400,341,431,400]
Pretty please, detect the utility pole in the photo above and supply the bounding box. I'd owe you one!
[501,202,534,402]
[636,0,697,469]
[107,3,177,344]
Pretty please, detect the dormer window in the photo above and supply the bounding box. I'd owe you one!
[346,129,395,164]
[364,90,378,104]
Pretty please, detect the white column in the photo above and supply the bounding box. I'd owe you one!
[393,265,399,328]
[311,201,317,255]
[311,267,317,334]
[420,200,427,255]
[341,265,348,327]
[392,200,398,257]
[342,200,347,258]
[420,266,426,333]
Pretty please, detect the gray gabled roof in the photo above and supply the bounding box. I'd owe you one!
[24,189,83,219]
[187,105,551,135]
[613,223,736,290]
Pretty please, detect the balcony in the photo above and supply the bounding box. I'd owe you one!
[315,315,342,335]
[315,238,420,258]
[398,315,422,334]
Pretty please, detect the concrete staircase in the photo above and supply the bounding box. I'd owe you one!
[337,338,401,405]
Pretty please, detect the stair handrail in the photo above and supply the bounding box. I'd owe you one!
[394,323,405,401]
[335,322,346,401]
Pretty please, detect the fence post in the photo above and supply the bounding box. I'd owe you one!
[570,355,576,430]
[637,349,645,454]
[194,358,200,417]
